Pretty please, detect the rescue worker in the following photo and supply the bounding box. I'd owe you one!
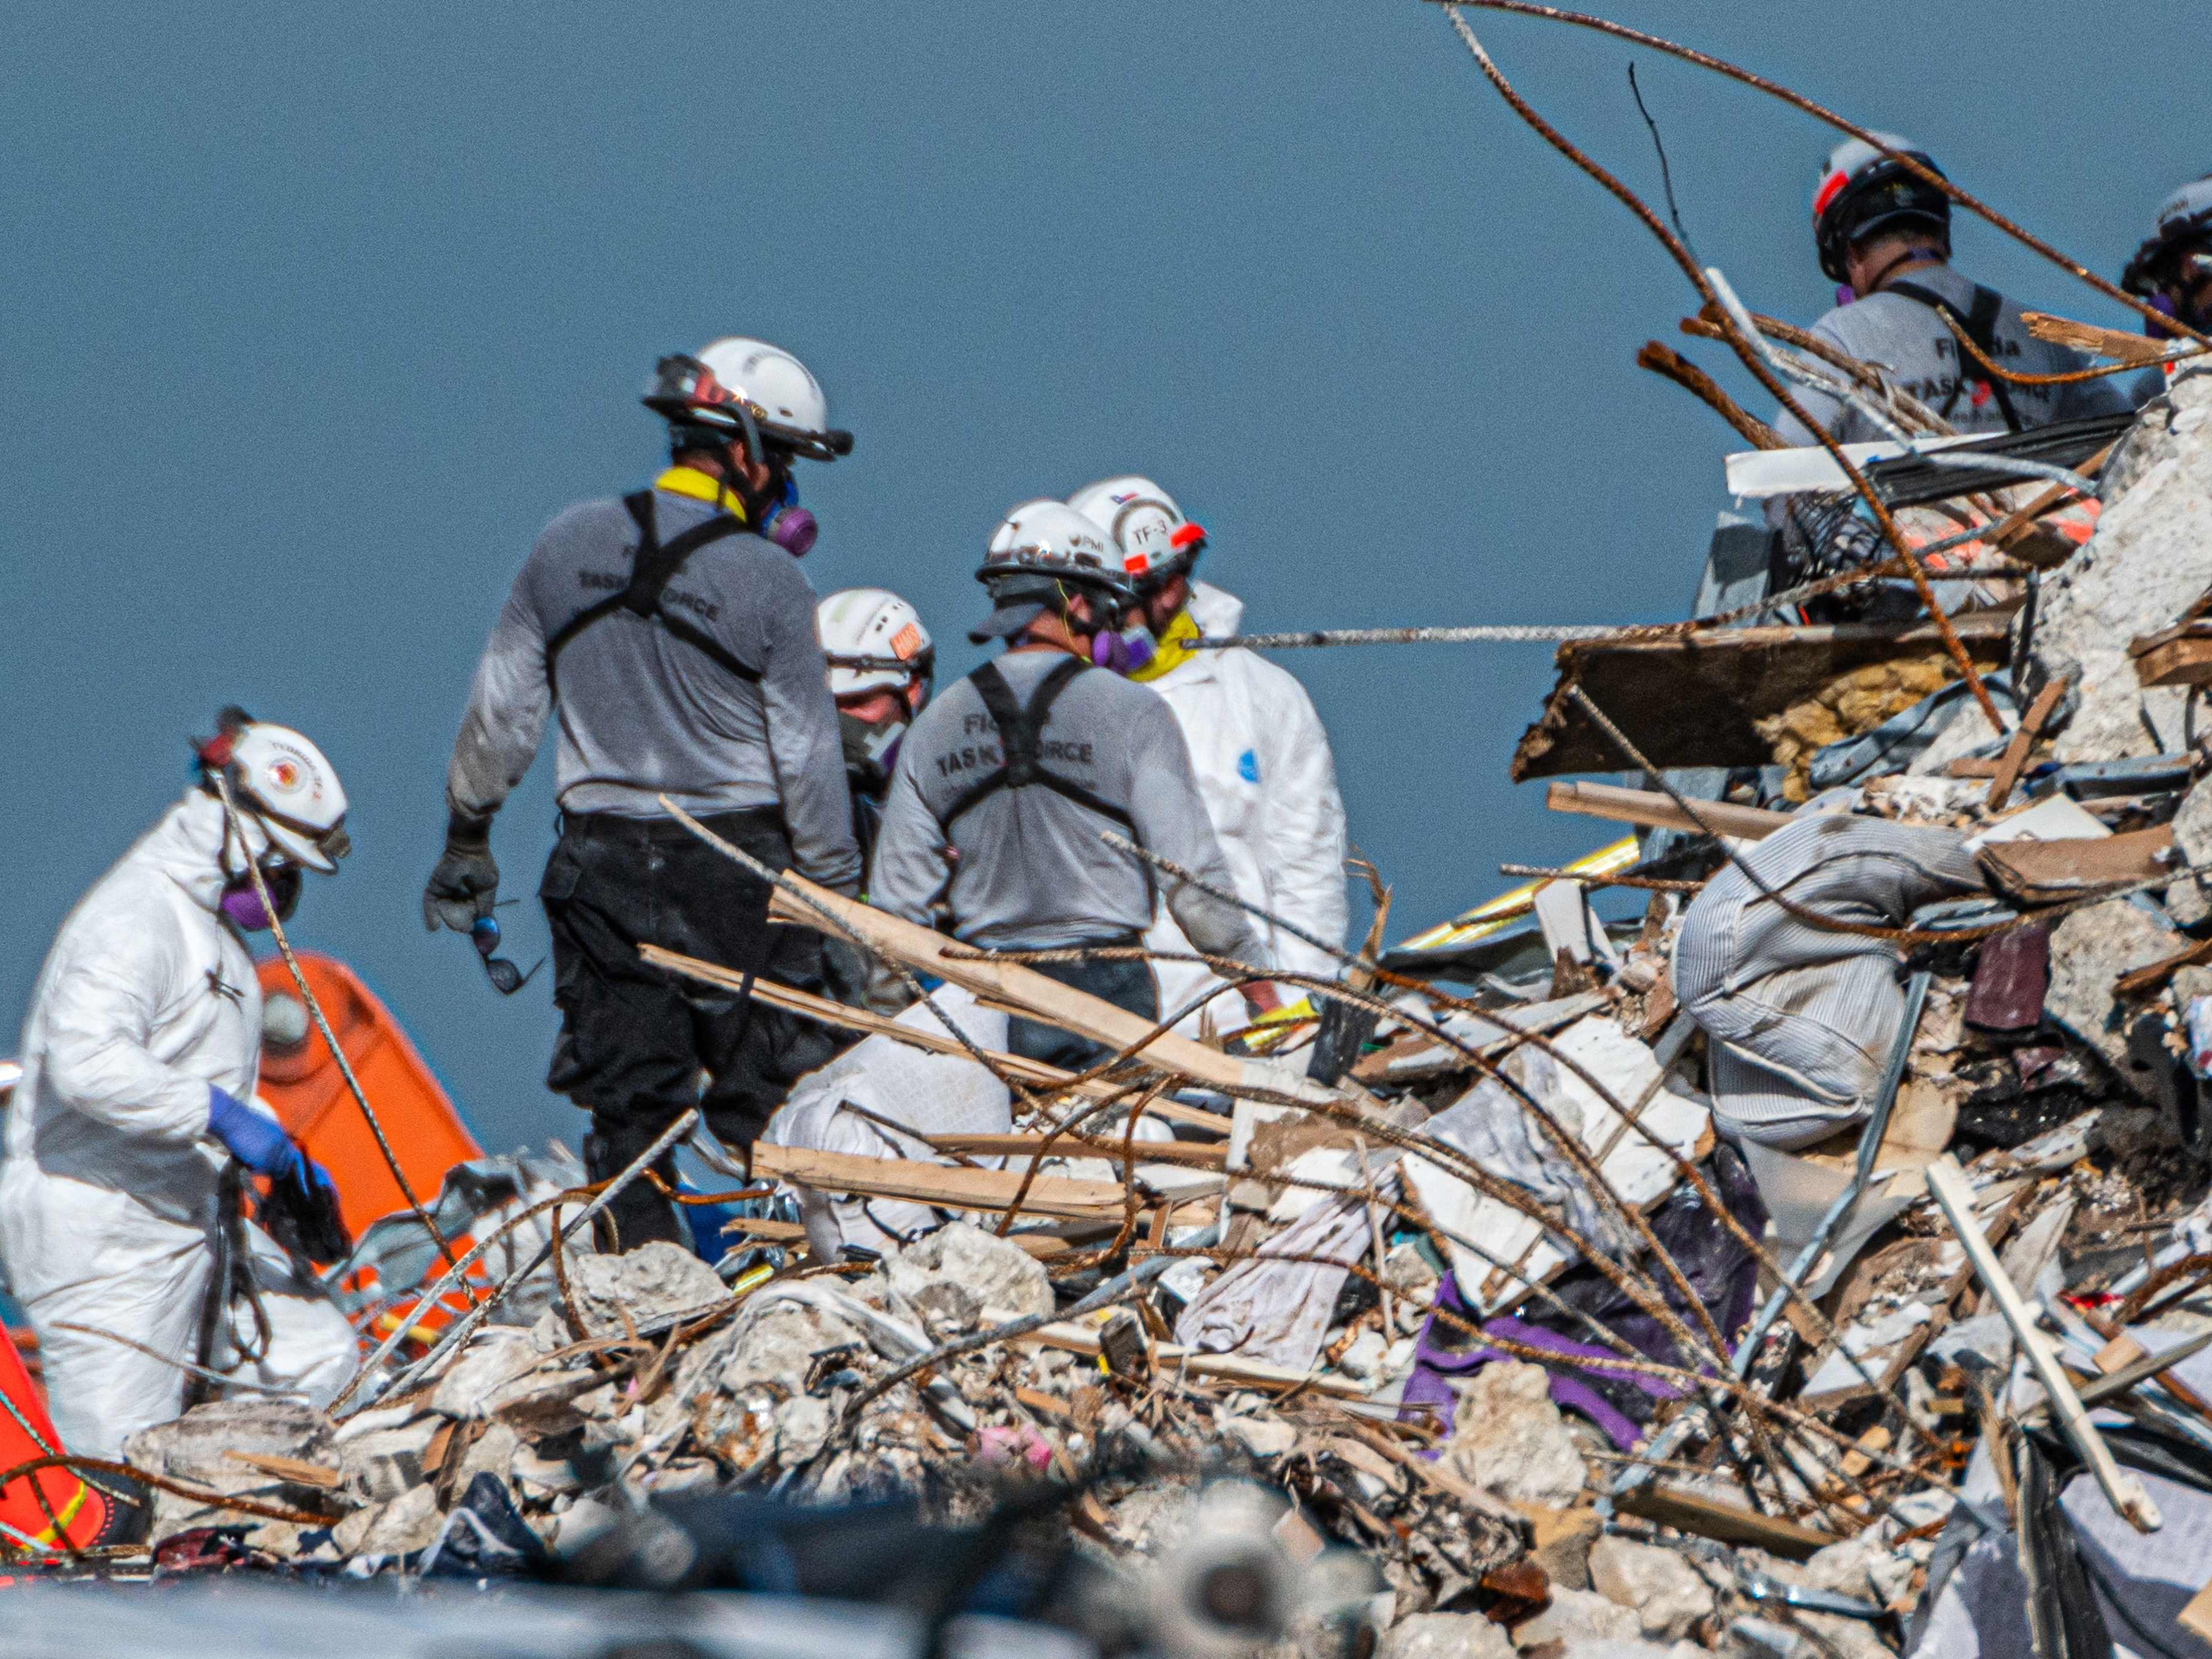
[1065,477,1348,1037]
[816,587,934,873]
[2121,173,2212,406]
[0,711,359,1462]
[426,338,865,1253]
[1780,134,2129,446]
[868,501,1280,1069]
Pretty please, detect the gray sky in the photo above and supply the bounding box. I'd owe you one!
[3,3,2202,1153]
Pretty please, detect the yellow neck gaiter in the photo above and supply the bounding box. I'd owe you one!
[654,465,751,524]
[1127,606,1202,683]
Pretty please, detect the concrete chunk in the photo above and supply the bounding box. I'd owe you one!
[1442,1361,1588,1509]
[1378,1611,1516,1659]
[563,1240,728,1340]
[888,1222,1052,1332]
[1589,1535,1714,1641]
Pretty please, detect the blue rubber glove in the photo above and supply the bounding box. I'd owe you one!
[208,1084,332,1199]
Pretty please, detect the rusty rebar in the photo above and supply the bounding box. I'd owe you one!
[1638,340,1783,448]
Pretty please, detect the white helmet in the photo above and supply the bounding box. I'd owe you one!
[195,709,349,875]
[641,337,853,462]
[971,500,1135,642]
[2124,174,2212,304]
[817,588,935,699]
[1067,475,1207,586]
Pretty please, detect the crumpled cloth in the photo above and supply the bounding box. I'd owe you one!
[1175,1185,1387,1372]
[764,984,1012,1258]
[1397,1145,1767,1451]
[1672,813,1980,1147]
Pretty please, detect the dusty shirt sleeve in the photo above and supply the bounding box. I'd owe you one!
[445,565,551,821]
[756,561,862,894]
[39,921,219,1143]
[1126,699,1265,966]
[866,749,951,932]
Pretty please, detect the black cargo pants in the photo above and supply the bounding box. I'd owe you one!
[1004,944,1160,1075]
[541,809,846,1252]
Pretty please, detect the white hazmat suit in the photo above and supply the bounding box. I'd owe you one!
[0,789,357,1457]
[1136,581,1349,1035]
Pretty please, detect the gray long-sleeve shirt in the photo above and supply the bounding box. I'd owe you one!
[1772,264,2129,447]
[869,650,1264,960]
[444,483,862,892]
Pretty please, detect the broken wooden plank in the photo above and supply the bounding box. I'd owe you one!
[1017,1319,1374,1398]
[2130,625,2212,690]
[1545,781,1792,841]
[224,1450,343,1490]
[2021,311,2177,367]
[645,941,1236,1134]
[749,1143,1128,1222]
[1612,1482,1835,1559]
[1987,676,2069,813]
[2115,935,2212,1002]
[716,1215,808,1243]
[743,863,1344,1109]
[1976,824,2172,906]
[1511,610,2012,781]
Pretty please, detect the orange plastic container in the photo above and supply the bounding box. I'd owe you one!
[253,954,482,1240]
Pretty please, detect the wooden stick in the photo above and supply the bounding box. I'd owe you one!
[1015,1319,1374,1398]
[741,860,1344,1108]
[2114,935,2212,1002]
[2020,312,2176,368]
[1545,780,1791,841]
[641,941,1232,1132]
[1986,676,2069,812]
[749,1144,1127,1222]
[929,1132,1227,1170]
[1926,1154,2160,1531]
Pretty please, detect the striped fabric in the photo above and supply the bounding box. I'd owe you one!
[1672,815,1982,1148]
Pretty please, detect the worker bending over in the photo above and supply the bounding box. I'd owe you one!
[428,339,863,1252]
[1065,477,1347,1036]
[1,712,358,1462]
[2121,174,2212,406]
[816,587,934,875]
[869,501,1278,1069]
[1781,134,2128,446]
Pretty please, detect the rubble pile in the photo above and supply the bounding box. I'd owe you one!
[53,361,2212,1655]
[0,93,2196,1648]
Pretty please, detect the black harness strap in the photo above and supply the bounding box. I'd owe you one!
[1888,279,2024,433]
[941,657,1138,837]
[544,490,758,695]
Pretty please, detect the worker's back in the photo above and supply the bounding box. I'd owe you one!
[1775,264,2128,445]
[875,654,1189,948]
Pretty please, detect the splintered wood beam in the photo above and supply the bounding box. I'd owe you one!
[749,1143,1128,1222]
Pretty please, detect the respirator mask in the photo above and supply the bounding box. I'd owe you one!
[840,707,910,790]
[219,861,300,932]
[760,471,818,556]
[1090,619,1158,677]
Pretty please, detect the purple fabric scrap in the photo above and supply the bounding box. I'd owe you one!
[1397,1271,1686,1454]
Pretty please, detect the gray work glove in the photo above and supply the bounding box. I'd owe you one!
[423,810,499,933]
[819,935,876,1011]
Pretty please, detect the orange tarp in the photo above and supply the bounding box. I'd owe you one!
[253,954,482,1240]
